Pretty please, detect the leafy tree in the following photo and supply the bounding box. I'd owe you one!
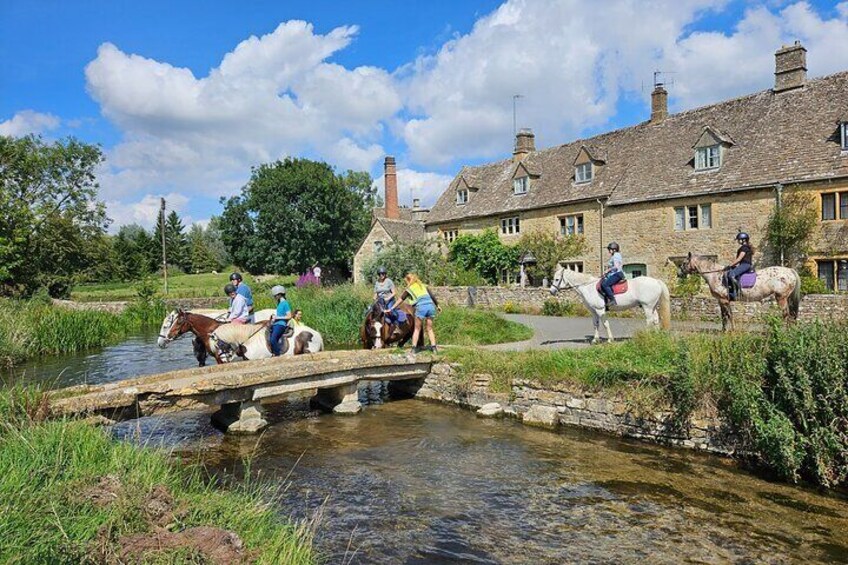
[359,241,483,287]
[0,135,108,296]
[153,210,190,272]
[341,169,383,210]
[763,188,818,268]
[187,223,226,273]
[449,230,519,285]
[218,158,372,275]
[516,230,585,282]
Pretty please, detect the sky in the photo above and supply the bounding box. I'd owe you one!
[2,0,848,230]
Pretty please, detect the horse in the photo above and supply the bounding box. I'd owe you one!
[681,253,800,331]
[549,265,671,343]
[360,300,421,349]
[158,310,323,364]
[157,308,275,366]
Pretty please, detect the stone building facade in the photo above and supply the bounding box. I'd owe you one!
[423,42,848,290]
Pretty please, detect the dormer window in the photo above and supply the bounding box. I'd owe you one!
[456,188,468,205]
[841,122,847,150]
[575,162,592,183]
[513,176,528,195]
[695,145,721,170]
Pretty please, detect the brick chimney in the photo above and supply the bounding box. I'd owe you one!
[774,41,807,93]
[383,156,399,220]
[651,84,668,123]
[513,128,535,162]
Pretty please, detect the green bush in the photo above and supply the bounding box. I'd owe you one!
[799,274,830,295]
[541,299,578,317]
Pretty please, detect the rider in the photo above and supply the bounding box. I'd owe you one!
[724,233,754,301]
[600,242,625,310]
[229,272,254,323]
[291,309,303,327]
[374,266,404,331]
[225,284,250,324]
[394,273,441,353]
[269,285,292,356]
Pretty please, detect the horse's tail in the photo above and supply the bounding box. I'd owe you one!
[658,280,672,330]
[788,269,802,320]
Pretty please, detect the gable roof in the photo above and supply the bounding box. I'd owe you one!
[426,70,848,225]
[377,218,425,244]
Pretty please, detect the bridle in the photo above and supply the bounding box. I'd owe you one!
[158,311,185,343]
[550,271,598,293]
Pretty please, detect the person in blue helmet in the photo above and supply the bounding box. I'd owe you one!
[229,272,254,322]
[724,233,754,301]
[600,242,625,310]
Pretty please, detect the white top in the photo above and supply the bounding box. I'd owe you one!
[228,293,250,321]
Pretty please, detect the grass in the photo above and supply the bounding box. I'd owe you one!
[0,386,315,564]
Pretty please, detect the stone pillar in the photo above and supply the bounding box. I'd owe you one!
[211,400,268,434]
[313,383,362,415]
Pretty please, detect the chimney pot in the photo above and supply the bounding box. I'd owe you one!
[774,41,807,92]
[651,84,668,123]
[513,128,535,162]
[383,156,399,220]
[412,198,420,209]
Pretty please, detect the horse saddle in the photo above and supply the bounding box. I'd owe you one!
[596,280,629,295]
[739,272,757,289]
[266,325,294,353]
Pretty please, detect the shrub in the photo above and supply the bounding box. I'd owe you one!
[541,299,578,317]
[799,273,829,295]
[449,230,519,284]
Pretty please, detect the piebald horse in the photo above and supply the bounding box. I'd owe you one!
[360,301,421,349]
[681,253,800,331]
[158,310,323,364]
[550,265,671,343]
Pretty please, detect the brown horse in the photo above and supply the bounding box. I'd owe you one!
[681,253,801,331]
[361,301,421,349]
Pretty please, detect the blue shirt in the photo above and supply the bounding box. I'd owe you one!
[237,283,253,307]
[274,299,291,327]
[607,252,623,272]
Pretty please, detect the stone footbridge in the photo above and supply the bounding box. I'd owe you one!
[49,350,435,433]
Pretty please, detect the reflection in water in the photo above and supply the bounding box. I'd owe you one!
[6,336,848,563]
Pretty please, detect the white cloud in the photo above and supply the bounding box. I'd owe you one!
[0,110,60,136]
[373,167,454,208]
[105,192,189,231]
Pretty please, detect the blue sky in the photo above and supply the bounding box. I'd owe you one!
[2,1,847,229]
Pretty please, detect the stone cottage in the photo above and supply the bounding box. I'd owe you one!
[423,42,848,291]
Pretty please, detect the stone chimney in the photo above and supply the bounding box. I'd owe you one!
[651,84,668,123]
[383,156,399,220]
[774,41,807,93]
[513,128,535,162]
[410,198,429,222]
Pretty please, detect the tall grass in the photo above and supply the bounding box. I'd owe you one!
[0,386,315,564]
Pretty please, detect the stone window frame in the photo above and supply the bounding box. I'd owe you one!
[442,228,459,244]
[841,122,848,151]
[373,240,383,253]
[816,258,848,292]
[674,203,712,231]
[695,144,721,171]
[500,216,520,235]
[623,263,647,278]
[820,191,848,221]
[513,176,529,195]
[574,162,593,184]
[456,188,469,205]
[559,261,584,273]
[558,213,584,236]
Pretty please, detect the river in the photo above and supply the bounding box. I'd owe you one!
[5,333,848,563]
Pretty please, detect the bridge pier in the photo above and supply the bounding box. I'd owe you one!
[312,383,362,415]
[211,400,268,434]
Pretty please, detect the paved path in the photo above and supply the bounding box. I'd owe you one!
[486,314,721,351]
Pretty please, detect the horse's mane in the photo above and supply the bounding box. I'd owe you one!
[557,267,596,285]
[691,254,721,271]
[213,321,267,342]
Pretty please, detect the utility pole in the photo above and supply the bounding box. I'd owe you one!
[160,197,168,295]
[512,94,523,136]
[775,183,784,266]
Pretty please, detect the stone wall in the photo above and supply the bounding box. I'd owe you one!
[353,221,393,284]
[53,297,228,314]
[394,362,735,454]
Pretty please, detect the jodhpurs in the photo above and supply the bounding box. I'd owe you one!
[270,324,287,356]
[600,271,625,301]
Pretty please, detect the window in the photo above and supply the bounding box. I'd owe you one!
[623,264,647,279]
[513,176,529,195]
[560,261,584,273]
[373,240,383,253]
[842,192,848,220]
[842,122,848,150]
[559,214,584,236]
[442,229,459,244]
[456,189,468,205]
[822,193,836,220]
[500,216,520,235]
[695,144,721,170]
[674,203,712,230]
[817,259,848,292]
[575,162,592,183]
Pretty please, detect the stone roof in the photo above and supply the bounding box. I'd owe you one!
[426,71,848,225]
[377,218,426,244]
[372,207,413,221]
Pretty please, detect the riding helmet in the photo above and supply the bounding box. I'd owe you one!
[377,266,388,275]
[270,285,287,297]
[224,283,237,295]
[736,232,750,242]
[229,272,243,282]
[607,242,620,251]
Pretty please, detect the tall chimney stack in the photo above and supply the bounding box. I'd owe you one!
[383,156,399,220]
[651,84,668,123]
[774,41,807,93]
[513,128,535,162]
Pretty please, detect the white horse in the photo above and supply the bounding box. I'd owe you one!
[549,266,671,343]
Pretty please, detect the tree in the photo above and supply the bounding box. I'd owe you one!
[763,188,818,268]
[516,230,585,282]
[153,210,190,272]
[218,158,372,275]
[0,135,108,296]
[113,224,154,281]
[449,230,519,285]
[188,223,226,273]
